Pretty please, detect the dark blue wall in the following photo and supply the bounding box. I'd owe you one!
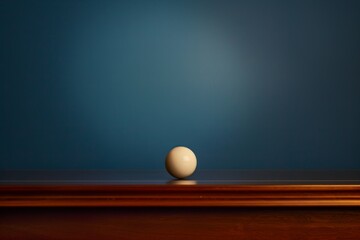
[1,0,360,170]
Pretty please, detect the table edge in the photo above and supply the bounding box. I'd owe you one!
[1,184,360,207]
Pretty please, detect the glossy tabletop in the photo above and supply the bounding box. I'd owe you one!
[1,170,360,207]
[1,170,360,185]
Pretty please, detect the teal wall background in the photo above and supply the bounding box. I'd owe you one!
[1,0,360,170]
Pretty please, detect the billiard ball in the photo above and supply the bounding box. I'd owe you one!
[165,146,197,179]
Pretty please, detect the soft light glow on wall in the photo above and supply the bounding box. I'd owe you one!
[1,0,359,169]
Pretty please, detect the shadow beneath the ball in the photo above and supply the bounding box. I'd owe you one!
[167,180,198,185]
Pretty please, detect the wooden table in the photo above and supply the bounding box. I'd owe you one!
[1,170,360,239]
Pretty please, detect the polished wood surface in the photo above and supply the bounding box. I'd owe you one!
[1,184,360,207]
[1,170,360,239]
[1,207,360,240]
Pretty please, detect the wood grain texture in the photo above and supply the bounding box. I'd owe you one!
[1,207,360,240]
[1,184,360,207]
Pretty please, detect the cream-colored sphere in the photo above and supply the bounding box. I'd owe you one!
[165,146,197,179]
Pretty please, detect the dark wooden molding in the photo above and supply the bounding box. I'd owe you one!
[1,184,360,207]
